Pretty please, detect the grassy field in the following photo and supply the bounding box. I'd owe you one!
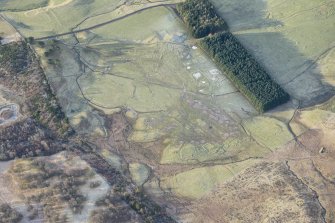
[243,116,294,150]
[32,4,298,196]
[212,0,335,106]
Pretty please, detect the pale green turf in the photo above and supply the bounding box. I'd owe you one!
[0,0,48,11]
[243,116,294,150]
[161,159,258,199]
[298,109,333,129]
[129,163,151,186]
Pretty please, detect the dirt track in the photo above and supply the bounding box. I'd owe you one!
[34,3,176,41]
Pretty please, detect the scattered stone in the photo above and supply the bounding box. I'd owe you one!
[193,72,201,79]
[319,147,325,154]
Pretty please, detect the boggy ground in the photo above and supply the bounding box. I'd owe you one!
[1,0,335,222]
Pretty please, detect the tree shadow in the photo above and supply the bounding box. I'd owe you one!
[211,0,335,109]
[236,31,334,107]
[211,0,283,32]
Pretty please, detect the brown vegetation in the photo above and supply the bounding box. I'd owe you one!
[9,157,91,221]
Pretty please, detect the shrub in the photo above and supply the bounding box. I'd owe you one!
[90,181,101,188]
[200,32,290,112]
[177,0,227,38]
[89,208,118,223]
[27,36,35,44]
[0,42,29,73]
[37,41,45,48]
